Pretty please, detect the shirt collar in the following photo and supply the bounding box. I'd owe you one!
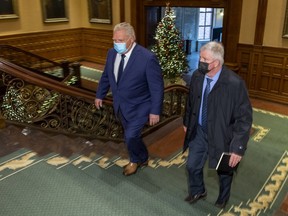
[205,67,222,82]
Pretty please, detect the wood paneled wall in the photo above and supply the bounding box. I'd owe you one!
[0,28,113,65]
[0,29,82,62]
[238,44,288,104]
[81,28,113,64]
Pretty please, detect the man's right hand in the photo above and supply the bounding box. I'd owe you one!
[95,98,103,109]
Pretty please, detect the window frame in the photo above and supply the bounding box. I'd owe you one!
[198,8,213,40]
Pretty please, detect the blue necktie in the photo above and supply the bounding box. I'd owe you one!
[201,78,212,133]
[117,54,125,84]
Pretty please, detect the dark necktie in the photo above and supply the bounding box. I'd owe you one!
[201,78,212,133]
[117,54,125,83]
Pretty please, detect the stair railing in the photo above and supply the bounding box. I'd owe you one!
[0,58,189,142]
[0,45,81,83]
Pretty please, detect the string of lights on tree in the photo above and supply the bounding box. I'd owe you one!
[151,3,189,82]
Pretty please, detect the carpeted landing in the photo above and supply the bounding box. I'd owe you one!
[0,108,287,216]
[45,66,103,82]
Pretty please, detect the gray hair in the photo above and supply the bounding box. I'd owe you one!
[200,41,224,65]
[113,22,136,40]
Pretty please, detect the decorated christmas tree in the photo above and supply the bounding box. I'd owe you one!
[151,3,189,82]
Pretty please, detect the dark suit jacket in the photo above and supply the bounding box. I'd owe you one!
[183,65,253,168]
[96,44,164,123]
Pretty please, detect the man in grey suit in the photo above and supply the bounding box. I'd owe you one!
[95,22,164,176]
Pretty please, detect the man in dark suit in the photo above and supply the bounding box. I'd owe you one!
[95,22,164,176]
[183,41,252,208]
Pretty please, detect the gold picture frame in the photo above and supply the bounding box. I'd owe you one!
[283,0,288,38]
[88,0,112,24]
[0,0,18,19]
[41,0,69,23]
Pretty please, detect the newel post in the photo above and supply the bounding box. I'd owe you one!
[71,62,82,87]
[61,60,70,77]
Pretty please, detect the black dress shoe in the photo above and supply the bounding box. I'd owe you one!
[184,191,207,204]
[214,200,227,209]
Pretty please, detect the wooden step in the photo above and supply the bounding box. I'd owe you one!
[144,117,185,159]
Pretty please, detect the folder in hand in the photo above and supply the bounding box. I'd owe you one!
[216,152,239,172]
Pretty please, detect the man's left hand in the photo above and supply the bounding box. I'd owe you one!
[149,114,160,126]
[229,153,242,168]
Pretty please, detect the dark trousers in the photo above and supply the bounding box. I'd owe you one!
[118,110,148,164]
[186,126,233,202]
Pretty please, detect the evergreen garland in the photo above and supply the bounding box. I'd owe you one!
[1,75,78,123]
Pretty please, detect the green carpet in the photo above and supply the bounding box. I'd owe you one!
[80,66,103,82]
[0,108,287,216]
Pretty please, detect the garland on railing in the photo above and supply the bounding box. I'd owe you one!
[2,87,27,122]
[37,92,59,115]
[37,76,78,114]
[1,75,78,123]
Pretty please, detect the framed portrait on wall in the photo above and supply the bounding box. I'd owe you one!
[283,1,288,38]
[0,0,18,19]
[88,0,112,24]
[41,0,69,23]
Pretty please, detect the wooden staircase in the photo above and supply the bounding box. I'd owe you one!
[0,117,185,162]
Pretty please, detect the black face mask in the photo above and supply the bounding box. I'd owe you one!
[198,61,210,74]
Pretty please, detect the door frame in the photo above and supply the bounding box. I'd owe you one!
[131,0,243,69]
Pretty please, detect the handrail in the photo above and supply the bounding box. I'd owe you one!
[0,45,71,81]
[0,44,61,66]
[0,59,95,102]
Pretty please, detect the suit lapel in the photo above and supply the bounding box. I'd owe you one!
[210,66,227,92]
[195,72,204,93]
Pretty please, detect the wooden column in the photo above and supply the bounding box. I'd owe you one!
[222,0,243,71]
[254,0,268,45]
[120,0,125,22]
